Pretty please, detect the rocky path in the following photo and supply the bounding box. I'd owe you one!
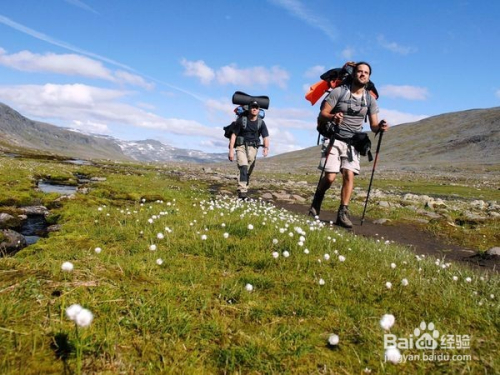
[272,201,499,273]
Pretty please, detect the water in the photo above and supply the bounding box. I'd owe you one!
[64,159,92,165]
[19,215,47,245]
[38,181,77,195]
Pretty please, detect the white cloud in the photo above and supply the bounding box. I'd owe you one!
[341,47,355,60]
[304,65,325,79]
[378,108,428,125]
[217,64,289,88]
[377,35,417,55]
[180,59,215,85]
[0,83,215,137]
[380,84,429,100]
[181,59,290,89]
[0,48,113,79]
[70,120,110,134]
[114,70,155,90]
[64,0,99,15]
[269,0,338,42]
[0,16,201,101]
[0,48,155,89]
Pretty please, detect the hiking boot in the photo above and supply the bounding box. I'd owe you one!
[309,191,325,218]
[238,191,247,200]
[308,207,319,218]
[336,206,353,228]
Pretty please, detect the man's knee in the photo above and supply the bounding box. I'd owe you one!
[325,172,336,184]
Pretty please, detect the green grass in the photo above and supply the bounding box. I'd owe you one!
[0,156,499,374]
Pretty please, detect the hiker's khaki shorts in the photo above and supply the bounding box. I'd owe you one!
[318,139,360,175]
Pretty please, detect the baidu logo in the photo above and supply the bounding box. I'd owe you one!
[385,321,449,350]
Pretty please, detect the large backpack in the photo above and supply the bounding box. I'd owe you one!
[305,61,379,106]
[223,105,264,139]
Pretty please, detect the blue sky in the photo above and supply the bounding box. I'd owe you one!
[1,0,499,156]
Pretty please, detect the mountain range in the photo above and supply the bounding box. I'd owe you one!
[0,101,499,171]
[0,102,226,163]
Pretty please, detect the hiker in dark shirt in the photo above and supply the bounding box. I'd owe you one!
[228,101,270,199]
[310,62,389,227]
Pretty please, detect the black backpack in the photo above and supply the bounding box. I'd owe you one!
[223,105,264,139]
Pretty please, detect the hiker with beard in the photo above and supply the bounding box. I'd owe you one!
[309,62,389,227]
[228,100,270,199]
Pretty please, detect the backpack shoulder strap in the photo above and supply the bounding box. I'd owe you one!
[339,84,350,103]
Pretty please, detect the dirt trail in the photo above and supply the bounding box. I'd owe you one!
[272,201,499,273]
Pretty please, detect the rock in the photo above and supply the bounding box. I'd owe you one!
[261,193,274,200]
[18,206,49,216]
[470,200,486,210]
[47,224,62,233]
[0,229,27,254]
[0,213,16,228]
[463,211,487,221]
[373,218,390,225]
[291,195,306,203]
[272,192,291,200]
[486,247,500,256]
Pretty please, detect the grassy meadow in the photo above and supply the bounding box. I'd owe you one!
[0,156,499,374]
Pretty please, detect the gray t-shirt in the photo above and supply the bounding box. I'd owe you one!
[323,85,379,138]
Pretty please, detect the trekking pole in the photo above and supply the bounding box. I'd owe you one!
[360,123,386,226]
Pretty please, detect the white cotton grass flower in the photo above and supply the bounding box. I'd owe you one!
[283,251,290,258]
[247,224,254,230]
[390,263,397,269]
[223,232,229,239]
[490,294,495,300]
[385,346,402,364]
[272,238,278,245]
[465,277,472,283]
[327,333,339,346]
[94,247,102,254]
[61,262,74,272]
[272,251,279,259]
[245,283,253,292]
[385,282,393,289]
[66,304,83,321]
[452,276,459,281]
[380,314,396,330]
[324,254,330,261]
[157,233,164,239]
[149,244,157,251]
[319,278,325,285]
[304,249,310,254]
[338,255,346,262]
[401,278,409,286]
[201,234,207,241]
[156,258,163,265]
[75,308,94,328]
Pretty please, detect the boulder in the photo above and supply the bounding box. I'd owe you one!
[0,229,27,255]
[486,247,500,256]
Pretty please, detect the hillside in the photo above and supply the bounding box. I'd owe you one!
[1,102,499,170]
[0,103,226,163]
[0,103,128,161]
[263,107,500,173]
